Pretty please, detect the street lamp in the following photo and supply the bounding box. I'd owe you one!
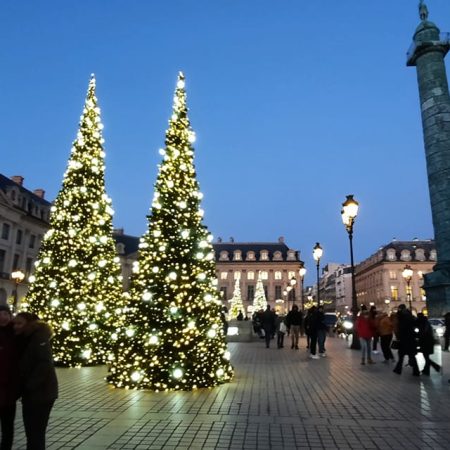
[11,269,25,313]
[312,243,323,307]
[402,264,413,310]
[341,194,360,350]
[299,266,306,311]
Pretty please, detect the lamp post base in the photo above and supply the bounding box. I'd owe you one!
[350,332,361,350]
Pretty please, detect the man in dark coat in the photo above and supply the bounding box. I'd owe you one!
[443,311,450,351]
[260,305,276,348]
[0,305,18,450]
[393,304,420,376]
[417,313,441,375]
[285,304,303,349]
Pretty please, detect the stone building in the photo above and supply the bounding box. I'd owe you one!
[214,237,304,315]
[0,174,51,305]
[113,228,139,290]
[355,239,436,313]
[319,263,351,313]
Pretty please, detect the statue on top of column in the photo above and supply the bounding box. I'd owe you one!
[419,0,429,21]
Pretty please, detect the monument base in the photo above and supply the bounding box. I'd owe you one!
[424,263,450,316]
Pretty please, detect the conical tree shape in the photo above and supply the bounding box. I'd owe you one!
[229,278,244,319]
[108,73,233,391]
[26,75,125,367]
[253,272,267,312]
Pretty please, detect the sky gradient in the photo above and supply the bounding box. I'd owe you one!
[1,1,450,285]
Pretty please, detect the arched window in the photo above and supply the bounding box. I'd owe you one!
[234,271,241,280]
[260,271,268,280]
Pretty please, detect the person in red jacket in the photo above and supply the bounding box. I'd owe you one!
[0,305,19,450]
[356,308,376,365]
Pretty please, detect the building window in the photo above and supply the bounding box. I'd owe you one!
[260,250,269,261]
[273,251,282,261]
[2,224,10,240]
[390,286,398,301]
[25,257,33,276]
[260,271,268,280]
[220,287,227,300]
[247,285,255,302]
[288,271,296,279]
[116,243,125,254]
[219,251,229,261]
[10,190,16,201]
[0,250,5,273]
[234,271,241,280]
[233,250,242,261]
[29,235,36,249]
[274,271,282,280]
[16,230,23,245]
[389,271,397,280]
[417,270,423,279]
[400,250,411,261]
[275,285,282,299]
[246,251,255,261]
[386,249,396,261]
[220,272,228,280]
[12,254,20,270]
[430,249,437,261]
[287,250,296,261]
[415,248,425,261]
[247,271,255,280]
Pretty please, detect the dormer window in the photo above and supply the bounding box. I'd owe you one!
[260,250,269,261]
[430,249,437,261]
[400,250,411,261]
[386,249,397,261]
[233,250,242,261]
[273,251,283,261]
[116,243,125,255]
[415,248,425,261]
[287,250,296,261]
[246,251,255,261]
[219,251,229,261]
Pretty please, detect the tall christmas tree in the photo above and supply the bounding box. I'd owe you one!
[229,278,244,319]
[26,75,125,367]
[253,272,267,312]
[107,72,233,391]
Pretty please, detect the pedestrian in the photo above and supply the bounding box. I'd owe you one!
[14,312,58,450]
[252,311,263,338]
[0,305,19,450]
[307,306,320,359]
[236,310,244,321]
[316,306,328,357]
[369,305,380,354]
[377,312,395,363]
[304,308,312,349]
[260,305,276,348]
[443,311,450,351]
[285,304,303,349]
[416,313,441,375]
[393,304,420,376]
[275,315,287,349]
[356,309,375,365]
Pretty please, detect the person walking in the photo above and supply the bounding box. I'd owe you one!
[307,306,320,359]
[285,304,303,349]
[377,312,395,363]
[369,305,380,354]
[356,309,375,365]
[304,308,312,349]
[260,305,276,349]
[416,313,441,375]
[275,315,287,349]
[443,311,450,351]
[393,304,420,376]
[0,305,18,450]
[316,306,327,357]
[14,312,58,450]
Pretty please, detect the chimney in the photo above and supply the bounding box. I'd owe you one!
[11,176,24,186]
[278,236,285,243]
[33,189,45,199]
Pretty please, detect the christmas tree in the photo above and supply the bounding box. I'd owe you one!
[253,272,267,312]
[229,277,244,319]
[26,75,124,367]
[107,72,233,391]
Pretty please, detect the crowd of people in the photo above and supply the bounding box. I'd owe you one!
[0,306,58,450]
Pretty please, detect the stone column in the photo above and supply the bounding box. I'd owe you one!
[408,15,450,316]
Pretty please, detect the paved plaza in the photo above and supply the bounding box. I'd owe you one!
[13,336,450,449]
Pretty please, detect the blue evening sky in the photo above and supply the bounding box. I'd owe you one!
[1,1,450,284]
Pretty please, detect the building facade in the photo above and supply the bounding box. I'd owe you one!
[318,263,351,313]
[355,240,436,312]
[0,174,51,306]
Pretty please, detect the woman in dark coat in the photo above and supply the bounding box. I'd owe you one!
[416,313,441,375]
[0,305,18,450]
[14,312,58,450]
[393,304,420,376]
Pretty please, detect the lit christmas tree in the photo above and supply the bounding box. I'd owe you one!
[253,272,267,312]
[229,277,244,319]
[26,75,124,367]
[107,72,233,391]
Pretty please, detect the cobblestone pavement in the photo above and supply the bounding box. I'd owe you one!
[13,336,450,449]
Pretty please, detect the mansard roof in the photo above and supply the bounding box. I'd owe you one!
[113,232,139,256]
[380,239,435,259]
[0,174,50,206]
[213,241,300,262]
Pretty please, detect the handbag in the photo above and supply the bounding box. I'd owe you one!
[391,339,400,350]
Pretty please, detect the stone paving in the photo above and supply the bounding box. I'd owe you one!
[12,335,450,449]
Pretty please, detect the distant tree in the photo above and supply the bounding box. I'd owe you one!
[229,277,244,319]
[253,272,267,312]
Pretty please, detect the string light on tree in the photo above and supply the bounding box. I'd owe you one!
[26,75,125,367]
[107,72,233,391]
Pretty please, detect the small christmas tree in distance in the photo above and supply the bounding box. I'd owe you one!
[253,272,267,313]
[108,72,233,391]
[26,75,124,367]
[229,277,244,319]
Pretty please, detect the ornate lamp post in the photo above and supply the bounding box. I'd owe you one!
[11,269,25,313]
[312,243,323,307]
[299,266,306,311]
[341,194,360,350]
[402,265,414,310]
